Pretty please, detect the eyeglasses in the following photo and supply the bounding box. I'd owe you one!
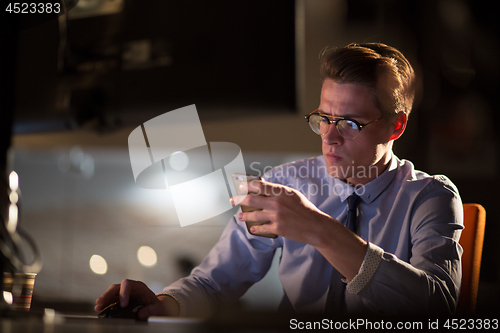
[304,108,390,140]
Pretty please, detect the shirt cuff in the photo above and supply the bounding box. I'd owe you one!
[155,291,186,317]
[344,242,384,294]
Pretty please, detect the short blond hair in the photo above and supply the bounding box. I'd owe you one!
[320,43,415,116]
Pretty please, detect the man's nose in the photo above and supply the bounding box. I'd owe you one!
[322,124,344,145]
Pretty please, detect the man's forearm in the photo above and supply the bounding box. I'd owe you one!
[311,215,368,281]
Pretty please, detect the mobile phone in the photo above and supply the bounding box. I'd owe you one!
[231,173,277,238]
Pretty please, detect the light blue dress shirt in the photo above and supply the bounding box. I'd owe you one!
[160,154,463,316]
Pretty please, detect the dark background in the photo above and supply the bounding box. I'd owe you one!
[10,0,296,133]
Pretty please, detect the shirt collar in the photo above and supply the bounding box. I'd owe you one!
[335,153,399,204]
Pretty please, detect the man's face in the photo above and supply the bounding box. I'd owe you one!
[319,79,396,185]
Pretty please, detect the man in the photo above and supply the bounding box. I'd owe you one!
[95,43,463,319]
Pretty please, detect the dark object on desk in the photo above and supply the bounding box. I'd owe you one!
[98,300,144,319]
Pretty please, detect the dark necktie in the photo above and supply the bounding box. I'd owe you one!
[324,193,361,315]
[346,193,361,234]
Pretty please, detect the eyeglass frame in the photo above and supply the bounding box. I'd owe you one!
[304,108,392,140]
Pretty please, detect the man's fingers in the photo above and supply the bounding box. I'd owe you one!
[137,302,165,321]
[137,305,152,321]
[239,209,268,223]
[95,280,167,320]
[101,283,121,301]
[245,180,273,196]
[232,193,269,209]
[247,181,295,198]
[119,279,133,307]
[232,181,295,208]
[237,179,260,194]
[250,222,274,236]
[238,179,279,197]
[120,279,162,308]
[230,194,246,206]
[95,283,121,310]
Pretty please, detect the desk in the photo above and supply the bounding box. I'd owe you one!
[1,314,204,333]
[0,311,291,333]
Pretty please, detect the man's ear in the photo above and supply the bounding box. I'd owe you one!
[388,112,407,141]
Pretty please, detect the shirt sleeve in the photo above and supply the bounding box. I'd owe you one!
[158,214,281,317]
[345,243,383,294]
[347,178,464,316]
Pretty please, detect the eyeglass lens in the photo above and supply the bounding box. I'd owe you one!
[308,114,360,139]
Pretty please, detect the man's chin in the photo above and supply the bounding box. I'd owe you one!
[324,158,344,173]
[325,160,384,186]
[326,164,348,181]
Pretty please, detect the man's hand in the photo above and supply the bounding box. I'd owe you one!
[94,279,179,320]
[231,180,332,245]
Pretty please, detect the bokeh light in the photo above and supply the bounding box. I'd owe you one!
[89,255,108,275]
[137,246,157,267]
